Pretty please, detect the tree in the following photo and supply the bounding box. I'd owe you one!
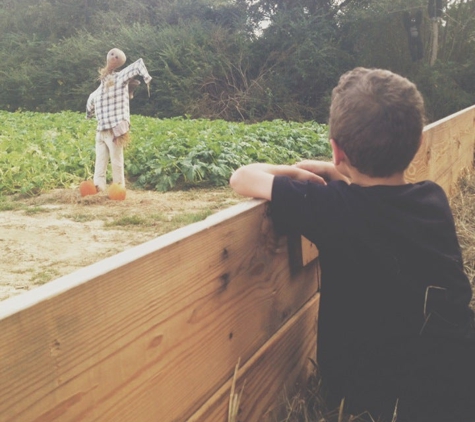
[1,0,475,121]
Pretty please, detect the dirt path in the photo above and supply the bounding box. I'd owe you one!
[0,187,242,301]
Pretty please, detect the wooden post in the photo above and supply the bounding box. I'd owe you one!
[430,17,439,66]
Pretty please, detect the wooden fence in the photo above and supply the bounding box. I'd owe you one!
[0,105,474,422]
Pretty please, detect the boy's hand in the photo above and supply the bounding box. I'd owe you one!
[295,160,349,183]
[289,166,327,184]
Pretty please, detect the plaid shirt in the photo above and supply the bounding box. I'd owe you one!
[86,58,152,131]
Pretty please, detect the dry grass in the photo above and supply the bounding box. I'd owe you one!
[279,367,381,422]
[450,168,475,309]
[228,359,245,422]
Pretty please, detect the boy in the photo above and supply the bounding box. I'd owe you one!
[230,68,475,421]
[86,48,152,192]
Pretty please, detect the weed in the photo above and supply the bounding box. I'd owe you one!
[64,213,97,222]
[31,269,60,285]
[0,199,20,211]
[171,210,213,225]
[106,215,148,227]
[24,206,52,215]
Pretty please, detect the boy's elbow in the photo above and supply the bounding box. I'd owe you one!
[229,167,272,200]
[229,168,249,196]
[229,170,241,192]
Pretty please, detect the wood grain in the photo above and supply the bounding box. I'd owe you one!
[287,235,319,273]
[405,105,475,195]
[187,293,319,422]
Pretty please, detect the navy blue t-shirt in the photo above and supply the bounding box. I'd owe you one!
[271,177,475,416]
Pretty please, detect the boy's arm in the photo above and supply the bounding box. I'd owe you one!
[229,163,326,200]
[86,87,100,119]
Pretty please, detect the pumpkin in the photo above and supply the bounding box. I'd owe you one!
[108,183,126,201]
[79,180,97,197]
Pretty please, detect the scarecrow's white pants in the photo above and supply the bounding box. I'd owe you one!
[93,129,125,191]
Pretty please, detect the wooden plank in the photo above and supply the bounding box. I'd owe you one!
[287,235,319,273]
[187,293,319,422]
[0,200,319,422]
[405,105,475,195]
[301,236,319,266]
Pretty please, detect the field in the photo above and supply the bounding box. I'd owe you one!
[0,110,330,195]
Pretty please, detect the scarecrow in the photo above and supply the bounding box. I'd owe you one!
[86,48,152,192]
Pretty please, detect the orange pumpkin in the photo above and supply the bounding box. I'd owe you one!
[79,180,97,197]
[108,183,126,200]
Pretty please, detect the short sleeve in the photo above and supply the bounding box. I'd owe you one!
[270,176,351,247]
[270,176,309,235]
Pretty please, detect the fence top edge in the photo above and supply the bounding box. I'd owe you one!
[424,104,475,132]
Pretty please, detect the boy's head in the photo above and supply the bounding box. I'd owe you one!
[329,67,425,178]
[106,48,126,71]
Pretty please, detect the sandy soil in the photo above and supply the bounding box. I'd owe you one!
[0,187,242,301]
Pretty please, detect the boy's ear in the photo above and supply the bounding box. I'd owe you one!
[330,139,345,165]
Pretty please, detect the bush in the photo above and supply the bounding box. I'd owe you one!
[411,62,474,122]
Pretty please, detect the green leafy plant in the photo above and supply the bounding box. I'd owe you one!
[0,110,331,195]
[0,111,96,195]
[127,116,331,191]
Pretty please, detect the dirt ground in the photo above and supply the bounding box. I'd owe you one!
[0,186,243,302]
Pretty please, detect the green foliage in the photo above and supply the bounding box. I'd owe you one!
[439,1,475,63]
[0,111,96,195]
[335,0,475,122]
[127,116,331,191]
[338,7,412,72]
[1,0,475,123]
[0,196,20,211]
[411,62,474,122]
[0,0,256,119]
[0,111,330,195]
[253,8,353,121]
[144,22,228,118]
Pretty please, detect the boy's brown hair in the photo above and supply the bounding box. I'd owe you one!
[329,67,426,178]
